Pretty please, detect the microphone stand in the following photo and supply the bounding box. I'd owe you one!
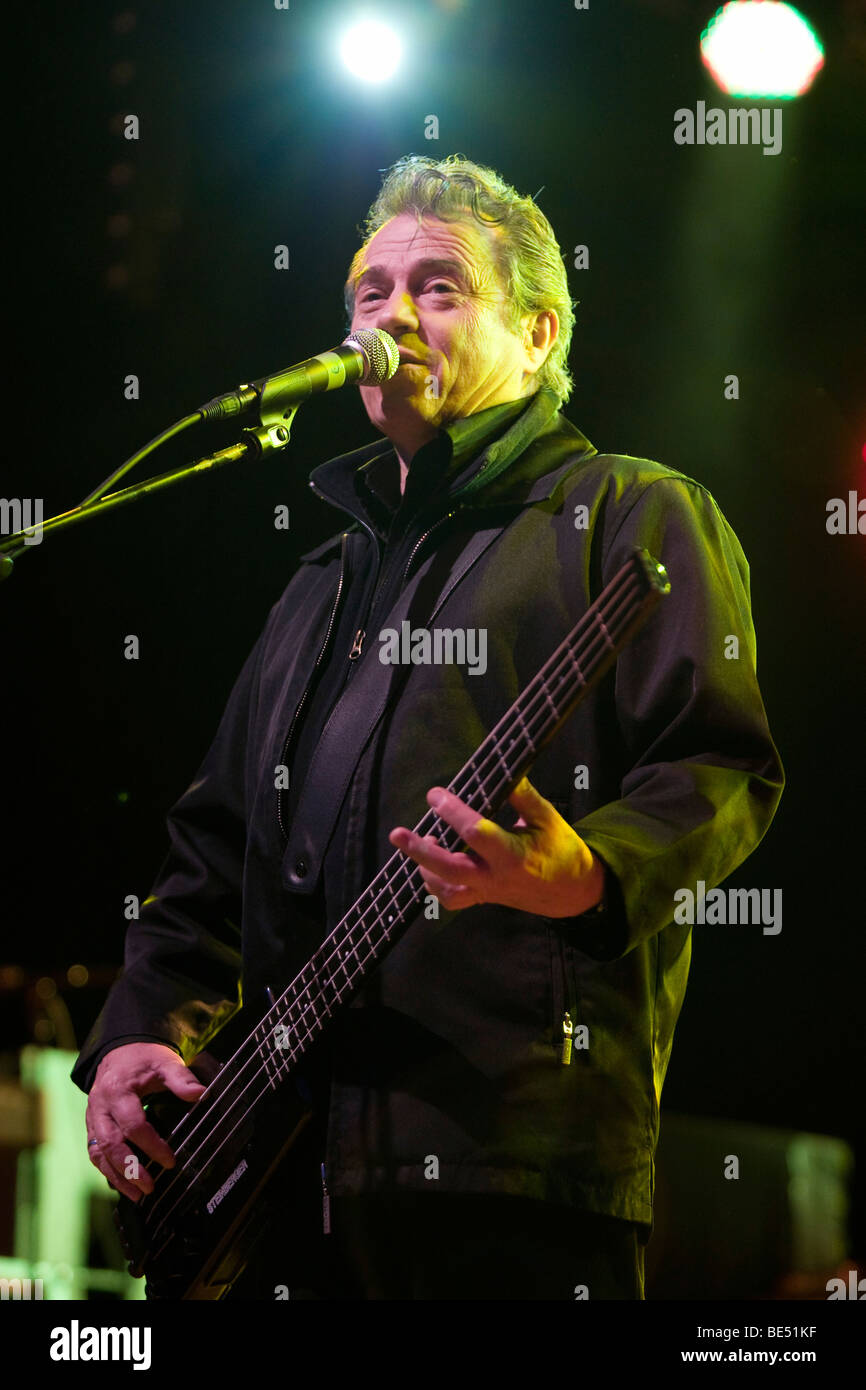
[0,414,296,584]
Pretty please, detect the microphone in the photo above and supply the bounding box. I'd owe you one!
[198,329,400,423]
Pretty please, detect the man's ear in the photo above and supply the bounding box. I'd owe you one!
[522,309,559,367]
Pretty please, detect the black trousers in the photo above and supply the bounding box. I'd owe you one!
[228,1188,648,1300]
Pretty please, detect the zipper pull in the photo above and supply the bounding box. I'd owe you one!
[321,1162,331,1235]
[560,1012,573,1066]
[348,628,365,660]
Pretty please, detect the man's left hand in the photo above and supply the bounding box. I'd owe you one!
[388,776,605,918]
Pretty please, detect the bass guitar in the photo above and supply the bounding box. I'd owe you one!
[114,545,670,1297]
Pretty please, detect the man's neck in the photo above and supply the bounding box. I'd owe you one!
[397,452,410,496]
[394,437,437,496]
[378,412,441,497]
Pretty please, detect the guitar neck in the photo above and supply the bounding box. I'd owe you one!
[245,546,669,1083]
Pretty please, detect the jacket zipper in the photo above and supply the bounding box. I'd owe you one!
[551,927,577,1065]
[401,508,459,587]
[346,508,459,663]
[276,530,349,841]
[320,1161,331,1235]
[561,1011,574,1066]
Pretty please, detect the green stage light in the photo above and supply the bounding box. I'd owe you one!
[339,18,403,84]
[701,2,824,98]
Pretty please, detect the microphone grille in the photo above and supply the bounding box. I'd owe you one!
[347,329,400,385]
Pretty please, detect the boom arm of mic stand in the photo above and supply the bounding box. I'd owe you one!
[0,415,296,584]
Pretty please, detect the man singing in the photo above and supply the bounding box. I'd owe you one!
[72,153,784,1300]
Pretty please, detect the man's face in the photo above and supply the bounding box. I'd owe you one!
[348,212,535,445]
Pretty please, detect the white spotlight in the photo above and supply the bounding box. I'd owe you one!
[339,19,403,84]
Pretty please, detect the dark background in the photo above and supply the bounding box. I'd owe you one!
[3,0,864,1268]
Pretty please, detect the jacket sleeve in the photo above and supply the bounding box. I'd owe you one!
[567,475,785,962]
[70,606,277,1094]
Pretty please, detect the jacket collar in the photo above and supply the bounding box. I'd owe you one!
[306,387,598,542]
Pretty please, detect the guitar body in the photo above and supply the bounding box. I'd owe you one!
[114,1023,316,1300]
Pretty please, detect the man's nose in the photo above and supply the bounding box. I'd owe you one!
[375,291,420,334]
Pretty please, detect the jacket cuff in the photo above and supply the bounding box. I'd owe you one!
[70,1034,184,1095]
[559,851,630,961]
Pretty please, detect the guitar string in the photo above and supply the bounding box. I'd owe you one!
[135,565,648,1246]
[134,565,645,1252]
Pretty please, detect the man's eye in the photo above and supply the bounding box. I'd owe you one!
[358,282,456,306]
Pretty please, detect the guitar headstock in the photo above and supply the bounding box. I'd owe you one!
[632,547,671,598]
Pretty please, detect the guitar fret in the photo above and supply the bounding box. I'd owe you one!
[381,890,397,936]
[597,612,615,650]
[466,761,484,806]
[567,643,584,685]
[494,743,511,785]
[256,1021,283,1091]
[515,706,535,755]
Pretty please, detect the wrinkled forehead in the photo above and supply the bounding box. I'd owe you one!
[347,212,502,293]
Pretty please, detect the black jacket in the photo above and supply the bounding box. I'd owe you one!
[72,387,785,1228]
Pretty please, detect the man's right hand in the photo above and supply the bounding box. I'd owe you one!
[85,1043,207,1203]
